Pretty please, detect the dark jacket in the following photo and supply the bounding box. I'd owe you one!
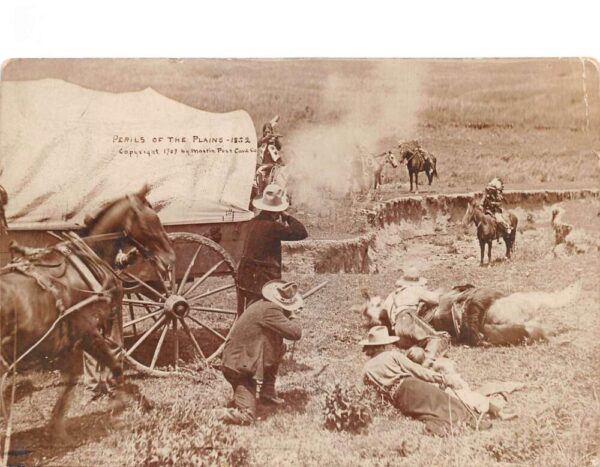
[222,299,302,379]
[237,212,308,294]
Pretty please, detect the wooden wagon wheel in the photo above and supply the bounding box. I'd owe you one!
[121,232,238,374]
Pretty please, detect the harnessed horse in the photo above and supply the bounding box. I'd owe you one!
[462,200,518,266]
[0,185,175,441]
[397,141,438,193]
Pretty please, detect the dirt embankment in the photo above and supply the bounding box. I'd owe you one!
[284,189,600,273]
[367,189,600,228]
[283,233,377,274]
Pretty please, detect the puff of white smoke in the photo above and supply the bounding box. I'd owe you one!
[284,61,425,210]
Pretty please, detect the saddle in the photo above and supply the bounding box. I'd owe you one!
[3,235,116,314]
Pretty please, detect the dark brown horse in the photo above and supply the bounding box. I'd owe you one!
[397,141,438,193]
[0,186,175,440]
[425,281,580,346]
[0,184,7,236]
[462,200,518,266]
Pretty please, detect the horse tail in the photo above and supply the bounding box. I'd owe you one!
[507,281,581,311]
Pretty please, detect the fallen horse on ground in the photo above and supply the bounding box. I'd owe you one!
[426,282,581,345]
[360,281,581,347]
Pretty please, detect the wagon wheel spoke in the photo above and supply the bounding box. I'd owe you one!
[177,244,203,295]
[169,267,177,295]
[127,300,137,336]
[182,260,225,298]
[186,314,227,342]
[150,321,170,369]
[150,263,171,295]
[122,297,164,308]
[205,321,237,364]
[178,317,206,360]
[126,315,168,356]
[173,318,179,369]
[187,283,236,302]
[123,309,164,329]
[123,272,166,300]
[190,306,237,316]
[134,292,161,321]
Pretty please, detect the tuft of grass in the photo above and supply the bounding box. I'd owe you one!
[120,402,249,467]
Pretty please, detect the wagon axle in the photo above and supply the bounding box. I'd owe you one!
[164,294,190,318]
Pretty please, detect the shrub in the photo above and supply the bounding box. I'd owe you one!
[323,382,372,434]
[121,404,249,466]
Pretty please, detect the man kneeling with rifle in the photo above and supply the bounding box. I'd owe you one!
[220,280,303,425]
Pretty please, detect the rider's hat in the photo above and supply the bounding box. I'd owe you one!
[262,280,304,311]
[395,266,428,287]
[252,184,289,212]
[359,326,400,347]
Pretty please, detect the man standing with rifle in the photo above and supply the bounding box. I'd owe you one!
[237,183,308,315]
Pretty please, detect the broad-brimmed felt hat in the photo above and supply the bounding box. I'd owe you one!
[359,326,400,347]
[252,184,289,212]
[395,266,428,287]
[262,280,304,311]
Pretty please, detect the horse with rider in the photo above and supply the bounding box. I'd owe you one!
[482,177,512,235]
[396,140,438,193]
[254,116,285,198]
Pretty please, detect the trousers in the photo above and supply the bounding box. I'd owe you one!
[222,365,280,418]
[392,377,476,436]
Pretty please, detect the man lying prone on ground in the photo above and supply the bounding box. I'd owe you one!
[360,326,491,436]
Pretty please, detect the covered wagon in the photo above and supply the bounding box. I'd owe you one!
[0,79,259,373]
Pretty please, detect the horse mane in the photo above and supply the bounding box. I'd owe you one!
[452,284,476,292]
[81,199,120,233]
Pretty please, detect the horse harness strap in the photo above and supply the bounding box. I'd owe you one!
[56,243,103,293]
[0,260,67,313]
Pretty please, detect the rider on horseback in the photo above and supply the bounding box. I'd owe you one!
[255,116,284,196]
[0,184,8,235]
[482,177,511,235]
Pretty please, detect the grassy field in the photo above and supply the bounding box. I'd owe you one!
[6,200,600,466]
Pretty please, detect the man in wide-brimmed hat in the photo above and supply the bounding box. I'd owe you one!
[221,279,303,425]
[360,326,488,436]
[237,183,307,314]
[385,266,450,365]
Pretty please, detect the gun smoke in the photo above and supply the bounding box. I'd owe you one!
[285,61,425,210]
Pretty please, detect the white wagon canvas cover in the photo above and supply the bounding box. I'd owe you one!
[0,79,257,229]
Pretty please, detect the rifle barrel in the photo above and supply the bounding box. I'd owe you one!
[302,280,329,299]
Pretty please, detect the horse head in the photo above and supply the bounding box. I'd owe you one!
[354,289,389,329]
[386,151,399,168]
[396,144,409,164]
[462,200,476,227]
[84,185,176,273]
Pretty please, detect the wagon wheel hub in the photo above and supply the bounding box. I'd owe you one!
[164,294,189,318]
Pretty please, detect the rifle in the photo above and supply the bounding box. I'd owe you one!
[288,280,329,360]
